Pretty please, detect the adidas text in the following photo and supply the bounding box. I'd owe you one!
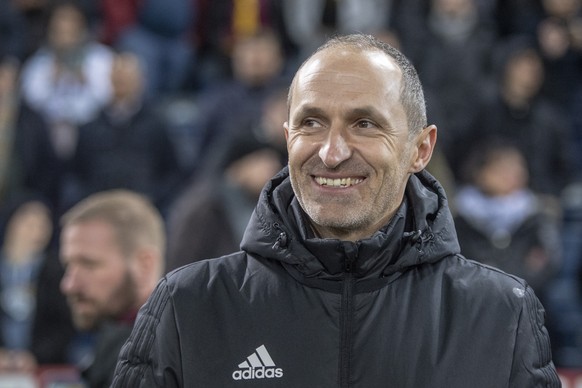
[233,345,283,381]
[232,366,283,380]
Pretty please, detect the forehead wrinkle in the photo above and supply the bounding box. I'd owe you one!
[290,48,406,125]
[295,74,386,107]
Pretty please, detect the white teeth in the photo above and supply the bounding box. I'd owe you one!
[315,177,363,187]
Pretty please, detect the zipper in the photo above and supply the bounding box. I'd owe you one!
[339,242,357,388]
[271,222,288,250]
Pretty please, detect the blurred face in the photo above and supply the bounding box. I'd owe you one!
[477,149,528,196]
[285,47,420,241]
[261,91,288,151]
[227,149,283,198]
[60,220,137,331]
[542,0,581,18]
[432,0,475,16]
[4,201,53,258]
[537,19,571,59]
[48,5,86,53]
[0,61,18,96]
[504,49,544,101]
[232,35,283,87]
[110,54,144,101]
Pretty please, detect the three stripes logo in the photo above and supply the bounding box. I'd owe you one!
[232,344,284,381]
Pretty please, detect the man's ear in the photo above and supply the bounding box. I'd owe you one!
[410,124,437,173]
[130,247,159,284]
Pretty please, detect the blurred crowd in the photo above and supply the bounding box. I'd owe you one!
[1,0,582,378]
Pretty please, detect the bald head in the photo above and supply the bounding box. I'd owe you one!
[288,34,427,136]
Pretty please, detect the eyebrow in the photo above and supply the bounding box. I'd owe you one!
[292,105,326,120]
[344,106,393,129]
[293,105,384,118]
[291,104,393,129]
[347,106,385,121]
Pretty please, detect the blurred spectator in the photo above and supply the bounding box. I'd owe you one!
[59,189,165,387]
[453,139,561,301]
[415,0,499,178]
[254,84,288,159]
[536,0,582,108]
[194,0,292,89]
[546,180,582,367]
[464,37,574,195]
[192,28,287,176]
[166,135,284,272]
[0,193,75,373]
[166,85,288,271]
[279,0,405,65]
[67,52,182,213]
[0,0,27,61]
[200,82,288,176]
[540,0,582,50]
[0,55,60,211]
[101,0,197,97]
[547,84,582,367]
[20,1,113,161]
[3,0,54,61]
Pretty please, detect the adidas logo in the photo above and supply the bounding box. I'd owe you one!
[232,345,284,380]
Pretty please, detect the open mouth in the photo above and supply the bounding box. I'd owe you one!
[314,176,364,188]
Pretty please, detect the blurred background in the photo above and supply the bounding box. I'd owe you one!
[1,0,582,384]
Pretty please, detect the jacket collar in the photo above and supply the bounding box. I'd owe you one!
[241,167,460,285]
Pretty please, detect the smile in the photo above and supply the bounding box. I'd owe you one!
[314,176,363,187]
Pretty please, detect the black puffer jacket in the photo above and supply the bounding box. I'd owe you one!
[112,168,559,387]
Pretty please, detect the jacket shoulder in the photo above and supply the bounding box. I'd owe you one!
[164,251,260,296]
[436,254,534,310]
[444,253,528,286]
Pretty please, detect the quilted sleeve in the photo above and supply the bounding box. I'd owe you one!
[111,277,182,387]
[509,285,561,387]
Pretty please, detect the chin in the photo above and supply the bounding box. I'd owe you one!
[313,213,362,231]
[73,314,98,331]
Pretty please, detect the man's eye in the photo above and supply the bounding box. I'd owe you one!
[356,120,375,129]
[304,119,322,128]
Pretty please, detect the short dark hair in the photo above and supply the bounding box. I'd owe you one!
[288,33,427,135]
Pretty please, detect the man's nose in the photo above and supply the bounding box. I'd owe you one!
[318,128,352,168]
[60,266,80,295]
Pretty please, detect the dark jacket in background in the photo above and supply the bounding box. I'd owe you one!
[0,249,75,365]
[165,178,253,272]
[69,102,181,210]
[81,322,133,388]
[29,252,76,364]
[112,168,559,387]
[0,251,76,365]
[3,103,60,209]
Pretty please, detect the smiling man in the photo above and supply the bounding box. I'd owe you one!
[285,45,432,242]
[113,34,559,387]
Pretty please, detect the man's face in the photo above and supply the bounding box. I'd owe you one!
[285,48,417,241]
[60,220,137,331]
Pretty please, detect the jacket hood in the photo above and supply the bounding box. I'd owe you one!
[241,167,460,289]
